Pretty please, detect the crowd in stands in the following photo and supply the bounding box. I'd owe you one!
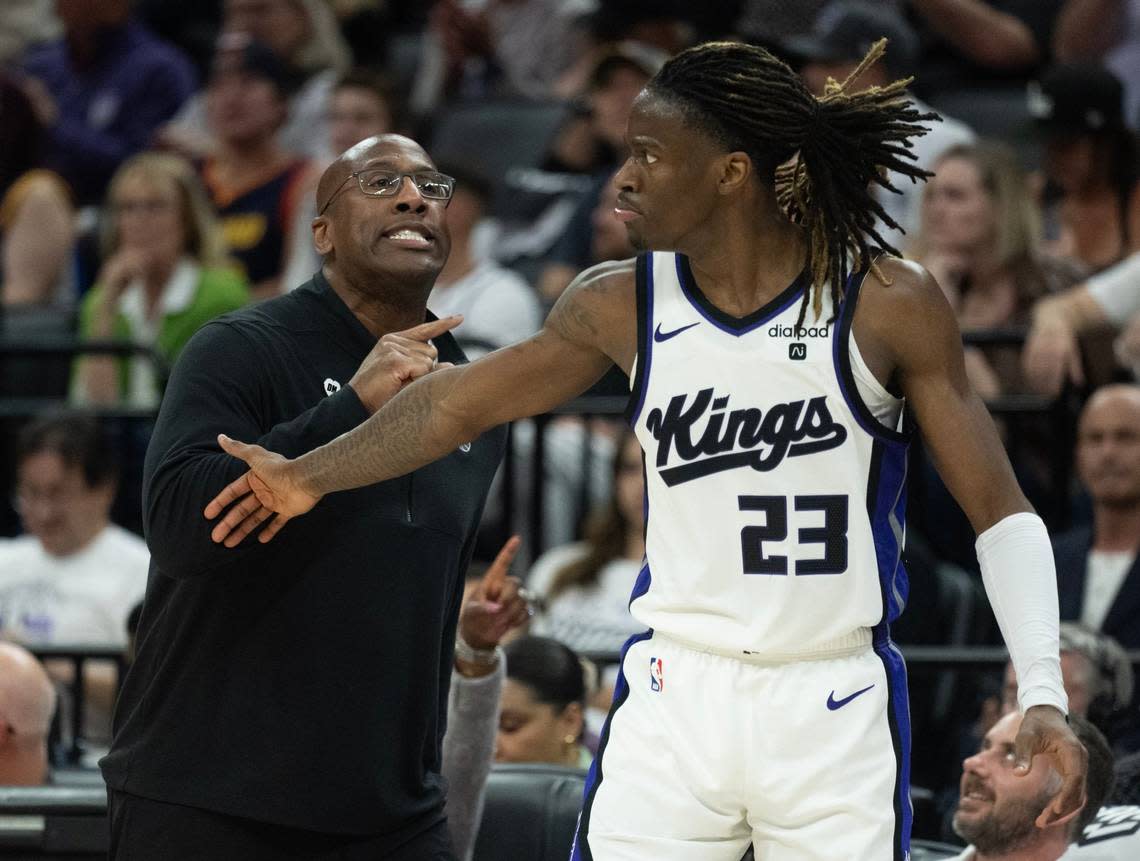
[2,0,1140,857]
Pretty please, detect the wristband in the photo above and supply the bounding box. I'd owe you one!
[455,634,502,667]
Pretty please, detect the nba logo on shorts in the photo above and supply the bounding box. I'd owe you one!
[649,657,664,692]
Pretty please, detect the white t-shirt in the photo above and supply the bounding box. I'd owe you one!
[1082,550,1136,631]
[0,524,149,646]
[528,542,645,654]
[1087,252,1140,326]
[428,260,542,352]
[950,806,1140,860]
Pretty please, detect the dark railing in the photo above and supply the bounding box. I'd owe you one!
[26,646,128,765]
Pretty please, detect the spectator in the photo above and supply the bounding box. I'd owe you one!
[428,163,542,351]
[0,72,75,309]
[784,1,976,249]
[1031,64,1140,273]
[0,642,55,786]
[949,712,1115,859]
[443,536,531,861]
[527,428,645,654]
[1053,0,1140,129]
[160,0,351,162]
[910,141,1084,398]
[199,35,317,298]
[1023,252,1140,397]
[544,44,664,175]
[412,0,590,113]
[20,0,195,207]
[327,69,397,159]
[908,0,1065,99]
[1053,385,1140,649]
[72,152,249,407]
[496,635,591,769]
[1001,624,1136,752]
[0,414,148,742]
[537,171,636,303]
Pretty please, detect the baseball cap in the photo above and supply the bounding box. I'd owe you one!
[1028,63,1125,134]
[781,1,919,78]
[209,32,298,96]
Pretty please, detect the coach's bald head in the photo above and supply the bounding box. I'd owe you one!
[312,134,451,295]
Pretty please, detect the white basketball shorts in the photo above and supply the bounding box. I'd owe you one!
[571,630,912,860]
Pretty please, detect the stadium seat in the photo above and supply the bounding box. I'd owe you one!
[472,763,586,861]
[0,785,107,858]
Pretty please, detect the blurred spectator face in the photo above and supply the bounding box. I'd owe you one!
[614,431,644,531]
[442,186,483,240]
[110,172,186,270]
[590,63,651,151]
[921,156,995,255]
[224,0,310,61]
[1076,386,1140,508]
[15,449,114,558]
[495,678,583,764]
[1001,651,1095,718]
[953,712,1061,852]
[329,86,392,158]
[206,67,287,147]
[591,180,636,263]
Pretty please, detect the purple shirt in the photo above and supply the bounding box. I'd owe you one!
[23,20,195,205]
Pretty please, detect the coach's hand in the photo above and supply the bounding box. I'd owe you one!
[205,438,320,547]
[1014,705,1088,828]
[349,315,461,415]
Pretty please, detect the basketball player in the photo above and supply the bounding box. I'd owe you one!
[203,41,1086,860]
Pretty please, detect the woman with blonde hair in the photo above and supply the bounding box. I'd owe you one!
[73,152,249,407]
[910,140,1085,397]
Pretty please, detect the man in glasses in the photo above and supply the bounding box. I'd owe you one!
[100,134,506,860]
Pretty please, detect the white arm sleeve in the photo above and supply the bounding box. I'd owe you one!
[975,512,1068,715]
[1087,252,1140,326]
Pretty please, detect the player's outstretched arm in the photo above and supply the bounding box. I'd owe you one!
[205,261,634,545]
[861,258,1086,826]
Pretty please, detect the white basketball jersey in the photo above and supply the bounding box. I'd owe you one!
[627,252,910,657]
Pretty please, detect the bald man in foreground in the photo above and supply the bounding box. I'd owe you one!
[99,136,507,859]
[0,642,55,786]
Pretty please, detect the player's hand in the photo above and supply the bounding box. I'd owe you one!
[349,315,461,414]
[458,536,530,650]
[1023,313,1084,398]
[204,437,321,547]
[1014,705,1088,829]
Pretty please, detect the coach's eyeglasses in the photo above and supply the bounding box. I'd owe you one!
[318,169,455,215]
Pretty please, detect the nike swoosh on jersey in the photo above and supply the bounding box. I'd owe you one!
[826,684,875,711]
[654,321,700,343]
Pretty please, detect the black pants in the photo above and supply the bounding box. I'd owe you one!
[108,790,457,861]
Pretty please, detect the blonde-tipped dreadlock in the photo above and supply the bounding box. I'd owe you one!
[647,39,938,324]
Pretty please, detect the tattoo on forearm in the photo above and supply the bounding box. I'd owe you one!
[300,374,449,495]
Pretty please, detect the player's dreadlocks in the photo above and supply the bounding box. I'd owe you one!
[647,39,938,324]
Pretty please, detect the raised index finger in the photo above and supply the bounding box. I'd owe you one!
[483,535,521,601]
[399,314,463,343]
